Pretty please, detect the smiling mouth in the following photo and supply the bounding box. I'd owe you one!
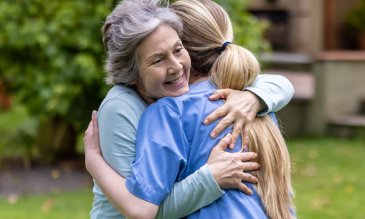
[165,75,184,84]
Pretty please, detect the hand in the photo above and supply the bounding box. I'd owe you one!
[204,89,261,149]
[207,134,260,195]
[83,110,102,170]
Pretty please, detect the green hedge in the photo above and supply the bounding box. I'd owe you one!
[0,0,268,162]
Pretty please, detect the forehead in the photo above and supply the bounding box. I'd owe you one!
[138,24,180,59]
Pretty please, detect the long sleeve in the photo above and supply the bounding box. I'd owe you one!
[156,165,224,219]
[94,87,223,218]
[245,74,294,116]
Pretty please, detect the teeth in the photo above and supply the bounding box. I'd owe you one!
[168,76,183,84]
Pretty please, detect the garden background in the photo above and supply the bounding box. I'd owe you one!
[1,0,364,218]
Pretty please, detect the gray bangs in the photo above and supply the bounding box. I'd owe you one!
[103,0,183,85]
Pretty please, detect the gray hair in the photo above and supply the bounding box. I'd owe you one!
[102,0,183,85]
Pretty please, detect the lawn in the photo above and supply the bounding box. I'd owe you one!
[0,189,92,219]
[288,137,365,218]
[0,137,364,218]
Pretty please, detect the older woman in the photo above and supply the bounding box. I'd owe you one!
[85,0,294,218]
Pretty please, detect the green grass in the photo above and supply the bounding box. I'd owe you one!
[0,137,364,218]
[0,189,93,219]
[288,137,365,218]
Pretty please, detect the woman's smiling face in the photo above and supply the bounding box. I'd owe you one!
[136,24,191,104]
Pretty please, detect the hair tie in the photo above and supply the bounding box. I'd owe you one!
[221,41,232,51]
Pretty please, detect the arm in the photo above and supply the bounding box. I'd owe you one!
[204,73,294,147]
[85,110,259,219]
[245,74,294,115]
[156,134,259,218]
[85,111,158,219]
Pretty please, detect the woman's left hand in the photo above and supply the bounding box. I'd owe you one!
[204,89,261,149]
[84,110,102,170]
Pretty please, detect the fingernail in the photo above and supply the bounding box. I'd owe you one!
[225,133,231,138]
[204,119,209,124]
[243,145,248,151]
[211,131,216,138]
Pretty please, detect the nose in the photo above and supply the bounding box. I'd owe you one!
[167,56,182,75]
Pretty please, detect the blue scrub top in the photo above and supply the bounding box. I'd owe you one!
[126,80,268,218]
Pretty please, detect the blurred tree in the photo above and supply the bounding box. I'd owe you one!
[0,0,268,163]
[214,0,270,52]
[0,0,114,162]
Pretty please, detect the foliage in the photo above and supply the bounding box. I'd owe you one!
[0,0,116,160]
[346,0,365,31]
[0,102,38,168]
[169,0,270,53]
[0,0,268,161]
[214,0,270,53]
[0,0,114,132]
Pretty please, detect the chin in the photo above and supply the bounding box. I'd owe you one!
[170,87,189,97]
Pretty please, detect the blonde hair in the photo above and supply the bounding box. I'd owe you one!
[170,0,259,89]
[171,0,294,218]
[249,116,295,219]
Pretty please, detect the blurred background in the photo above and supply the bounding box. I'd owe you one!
[0,0,364,218]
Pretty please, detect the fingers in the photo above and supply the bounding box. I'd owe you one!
[204,105,229,127]
[237,151,257,162]
[92,110,97,120]
[213,133,232,151]
[208,113,233,139]
[92,110,98,129]
[237,182,253,195]
[241,124,251,148]
[230,120,243,149]
[241,171,258,184]
[84,121,93,143]
[240,161,260,172]
[208,89,231,101]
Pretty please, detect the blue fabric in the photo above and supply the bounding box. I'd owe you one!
[126,80,269,219]
[91,85,224,219]
[269,112,279,127]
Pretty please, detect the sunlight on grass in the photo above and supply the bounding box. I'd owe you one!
[0,189,93,219]
[288,137,365,219]
[0,137,364,218]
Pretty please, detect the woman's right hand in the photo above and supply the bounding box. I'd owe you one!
[207,134,259,195]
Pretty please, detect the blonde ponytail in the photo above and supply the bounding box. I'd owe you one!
[248,116,295,219]
[210,44,260,90]
[171,0,294,218]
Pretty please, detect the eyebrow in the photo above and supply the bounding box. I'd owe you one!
[145,40,182,63]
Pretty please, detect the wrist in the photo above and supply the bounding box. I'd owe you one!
[206,163,221,186]
[246,90,265,114]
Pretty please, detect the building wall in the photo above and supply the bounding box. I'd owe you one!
[307,52,365,134]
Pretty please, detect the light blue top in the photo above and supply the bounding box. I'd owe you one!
[126,80,269,218]
[91,74,294,218]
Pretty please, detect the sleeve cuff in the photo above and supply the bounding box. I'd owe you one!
[244,87,270,116]
[200,164,225,197]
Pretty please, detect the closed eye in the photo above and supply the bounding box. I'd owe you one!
[175,45,184,54]
[152,58,163,64]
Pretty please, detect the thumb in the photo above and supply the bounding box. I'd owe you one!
[92,110,98,130]
[215,133,232,151]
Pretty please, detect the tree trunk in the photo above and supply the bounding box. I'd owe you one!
[37,116,77,164]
